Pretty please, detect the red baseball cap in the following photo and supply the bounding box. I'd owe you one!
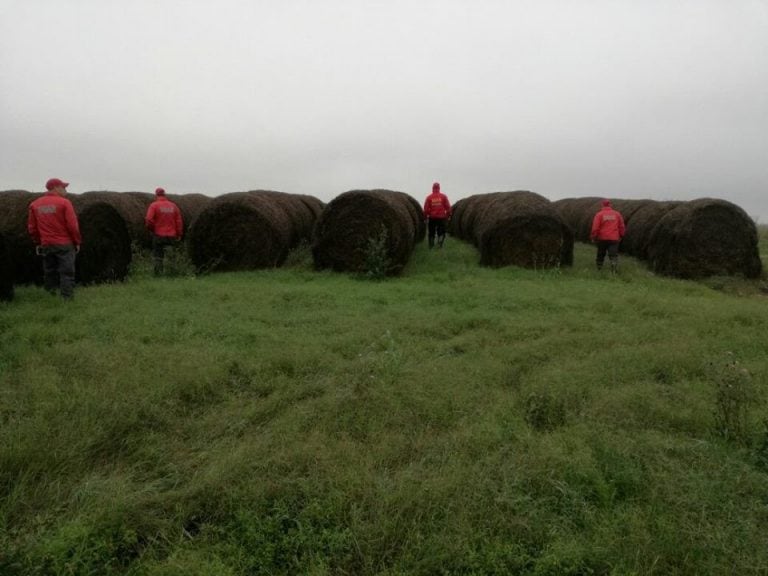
[45,178,69,191]
[155,187,166,196]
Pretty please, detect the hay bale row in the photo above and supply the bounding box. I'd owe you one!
[0,190,133,285]
[552,196,762,278]
[79,191,212,248]
[80,191,155,248]
[451,191,573,268]
[0,231,14,302]
[648,198,762,279]
[188,191,324,273]
[0,191,44,284]
[70,195,133,284]
[312,190,422,275]
[619,200,682,259]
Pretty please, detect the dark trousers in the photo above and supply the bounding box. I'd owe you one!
[42,245,76,299]
[427,218,447,248]
[596,240,619,270]
[152,235,177,275]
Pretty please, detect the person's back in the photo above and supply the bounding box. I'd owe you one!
[145,193,183,239]
[590,199,625,272]
[591,201,625,242]
[145,187,183,275]
[27,178,81,299]
[423,182,451,248]
[28,191,81,247]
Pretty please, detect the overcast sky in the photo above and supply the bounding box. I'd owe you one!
[2,0,767,219]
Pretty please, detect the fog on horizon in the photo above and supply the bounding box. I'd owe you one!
[1,0,767,220]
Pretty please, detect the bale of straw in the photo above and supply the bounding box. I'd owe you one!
[70,195,133,284]
[165,193,213,237]
[312,190,417,275]
[453,193,497,242]
[647,198,762,279]
[0,190,43,284]
[621,200,682,259]
[81,191,154,248]
[552,197,602,243]
[402,193,427,243]
[447,197,468,238]
[610,199,648,227]
[0,230,14,301]
[188,191,319,272]
[0,191,133,285]
[471,191,573,268]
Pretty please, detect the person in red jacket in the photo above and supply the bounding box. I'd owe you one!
[145,187,184,276]
[423,182,452,249]
[27,178,82,299]
[590,199,626,273]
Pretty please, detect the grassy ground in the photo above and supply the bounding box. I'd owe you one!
[1,234,767,575]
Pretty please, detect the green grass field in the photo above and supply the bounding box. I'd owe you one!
[2,233,767,575]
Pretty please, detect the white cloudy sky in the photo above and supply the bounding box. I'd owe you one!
[2,0,767,219]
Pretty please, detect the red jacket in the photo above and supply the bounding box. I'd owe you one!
[591,203,626,242]
[28,192,82,246]
[423,191,452,220]
[145,198,183,238]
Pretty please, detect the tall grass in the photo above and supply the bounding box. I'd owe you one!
[1,238,767,575]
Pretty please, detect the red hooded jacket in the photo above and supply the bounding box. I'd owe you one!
[590,201,626,242]
[145,197,183,238]
[423,183,452,220]
[27,192,82,246]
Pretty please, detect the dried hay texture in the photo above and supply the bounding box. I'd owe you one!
[620,200,682,259]
[81,191,154,248]
[402,193,427,243]
[552,197,601,242]
[450,194,494,242]
[165,193,213,237]
[311,190,418,275]
[0,230,14,301]
[647,198,762,279]
[447,197,468,237]
[70,195,133,284]
[0,190,43,284]
[0,191,133,285]
[188,191,321,272]
[469,191,573,268]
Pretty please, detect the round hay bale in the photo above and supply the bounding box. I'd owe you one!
[647,198,762,279]
[472,191,573,268]
[447,197,468,237]
[80,191,154,248]
[188,191,304,272]
[312,190,417,275]
[552,197,603,243]
[402,193,427,243]
[621,200,682,259]
[0,230,14,302]
[165,193,213,237]
[70,195,133,284]
[453,193,498,242]
[0,190,43,284]
[610,199,648,226]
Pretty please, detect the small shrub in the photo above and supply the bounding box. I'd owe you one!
[363,226,392,280]
[710,352,758,444]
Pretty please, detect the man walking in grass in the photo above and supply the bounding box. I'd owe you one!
[590,199,626,273]
[423,182,452,249]
[27,178,81,300]
[145,187,183,276]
